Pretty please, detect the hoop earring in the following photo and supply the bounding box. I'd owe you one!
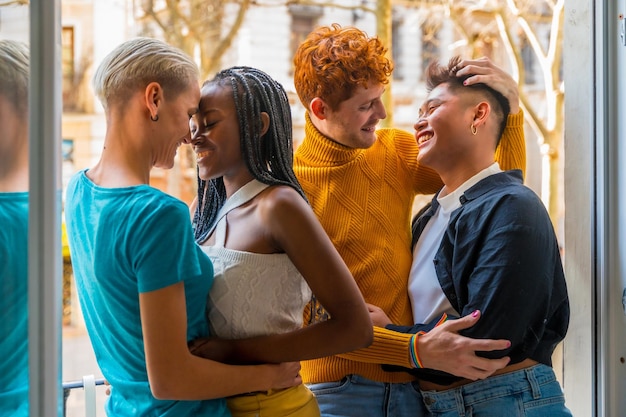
[470,123,477,135]
[150,114,159,122]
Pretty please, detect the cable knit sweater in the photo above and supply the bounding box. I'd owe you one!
[294,111,526,384]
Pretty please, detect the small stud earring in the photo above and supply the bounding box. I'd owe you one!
[150,114,159,122]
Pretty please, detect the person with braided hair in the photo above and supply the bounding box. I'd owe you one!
[187,66,372,417]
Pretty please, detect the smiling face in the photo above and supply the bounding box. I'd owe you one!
[414,82,476,173]
[318,82,387,149]
[189,83,249,183]
[151,82,200,170]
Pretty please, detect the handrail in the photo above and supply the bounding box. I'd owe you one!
[62,376,106,417]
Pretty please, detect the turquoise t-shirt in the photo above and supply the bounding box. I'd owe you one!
[65,170,229,417]
[0,192,29,417]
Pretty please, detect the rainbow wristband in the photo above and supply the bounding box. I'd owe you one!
[409,333,424,369]
[409,313,451,369]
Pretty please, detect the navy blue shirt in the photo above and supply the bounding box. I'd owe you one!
[387,170,569,385]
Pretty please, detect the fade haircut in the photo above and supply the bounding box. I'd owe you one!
[426,56,510,146]
[293,23,393,111]
[193,66,308,243]
[0,40,29,114]
[92,37,198,111]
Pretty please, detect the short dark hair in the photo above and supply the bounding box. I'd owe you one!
[425,56,510,146]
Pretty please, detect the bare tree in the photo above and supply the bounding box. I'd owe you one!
[135,0,252,80]
[445,0,564,225]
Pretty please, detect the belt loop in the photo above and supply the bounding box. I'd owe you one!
[525,366,541,399]
[454,389,466,417]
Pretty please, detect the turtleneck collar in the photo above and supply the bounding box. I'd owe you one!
[295,112,364,167]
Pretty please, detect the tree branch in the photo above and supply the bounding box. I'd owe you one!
[279,0,375,15]
[0,0,28,5]
[207,0,252,76]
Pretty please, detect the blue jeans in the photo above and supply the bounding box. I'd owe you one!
[419,364,572,417]
[307,374,427,417]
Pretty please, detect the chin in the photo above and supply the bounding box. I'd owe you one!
[197,168,212,182]
[416,153,432,167]
[355,134,377,149]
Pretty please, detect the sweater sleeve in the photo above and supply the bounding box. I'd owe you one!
[335,326,414,368]
[495,110,526,176]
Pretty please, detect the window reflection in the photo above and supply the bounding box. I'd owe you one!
[0,38,30,417]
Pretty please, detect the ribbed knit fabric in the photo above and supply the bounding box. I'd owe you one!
[294,111,526,384]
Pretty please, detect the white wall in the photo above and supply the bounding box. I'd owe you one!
[0,6,29,42]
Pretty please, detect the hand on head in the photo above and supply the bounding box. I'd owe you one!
[454,56,520,115]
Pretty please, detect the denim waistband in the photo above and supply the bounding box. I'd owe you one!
[420,364,556,409]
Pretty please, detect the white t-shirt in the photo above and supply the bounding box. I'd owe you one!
[409,163,502,323]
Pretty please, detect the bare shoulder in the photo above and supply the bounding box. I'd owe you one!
[256,185,310,222]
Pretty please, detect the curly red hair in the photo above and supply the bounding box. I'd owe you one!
[293,23,393,111]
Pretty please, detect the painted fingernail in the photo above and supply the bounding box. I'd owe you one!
[472,310,479,317]
[463,80,468,86]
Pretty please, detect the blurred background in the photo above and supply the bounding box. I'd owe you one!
[0,1,575,416]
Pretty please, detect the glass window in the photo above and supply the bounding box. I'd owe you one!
[0,5,31,416]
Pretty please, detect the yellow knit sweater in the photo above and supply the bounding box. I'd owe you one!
[294,111,526,384]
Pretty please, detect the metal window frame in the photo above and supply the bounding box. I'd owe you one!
[595,0,626,415]
[28,1,62,415]
[564,0,626,416]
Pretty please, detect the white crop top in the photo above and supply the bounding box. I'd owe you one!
[200,180,312,339]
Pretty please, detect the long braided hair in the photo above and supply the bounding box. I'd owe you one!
[192,66,308,243]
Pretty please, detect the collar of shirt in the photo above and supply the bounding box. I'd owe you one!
[437,162,502,213]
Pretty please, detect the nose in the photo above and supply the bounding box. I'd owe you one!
[414,117,427,132]
[375,99,387,120]
[188,125,202,145]
[182,129,193,145]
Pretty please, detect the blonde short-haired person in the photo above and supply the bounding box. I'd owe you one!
[65,38,300,416]
[0,39,30,417]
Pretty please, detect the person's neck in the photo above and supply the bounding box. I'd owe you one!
[309,113,344,147]
[0,149,29,192]
[88,131,153,187]
[0,168,29,192]
[221,172,255,198]
[438,159,495,195]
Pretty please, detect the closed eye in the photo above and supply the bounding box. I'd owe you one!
[427,104,440,114]
[418,101,442,118]
[191,119,216,135]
